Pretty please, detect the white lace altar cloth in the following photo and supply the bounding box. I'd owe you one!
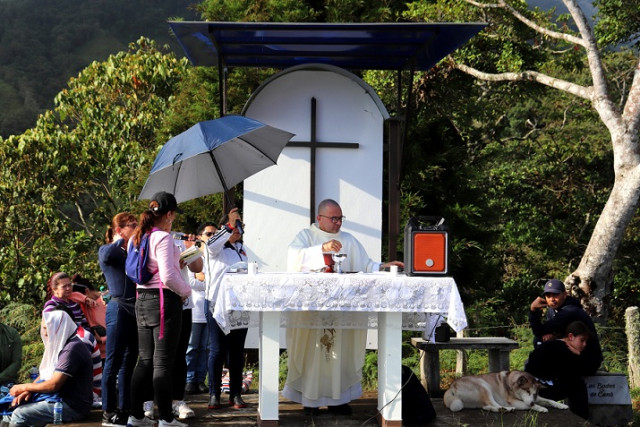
[212,272,467,335]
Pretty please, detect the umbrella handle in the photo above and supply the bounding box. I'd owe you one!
[224,200,244,236]
[234,219,244,235]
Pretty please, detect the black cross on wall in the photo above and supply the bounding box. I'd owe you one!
[286,97,359,223]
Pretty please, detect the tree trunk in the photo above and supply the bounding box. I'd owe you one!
[566,151,640,320]
[625,307,640,388]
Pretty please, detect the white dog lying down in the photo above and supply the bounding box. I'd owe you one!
[443,370,569,413]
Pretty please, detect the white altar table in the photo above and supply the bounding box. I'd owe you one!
[212,272,467,426]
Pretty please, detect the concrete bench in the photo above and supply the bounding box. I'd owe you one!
[411,336,519,397]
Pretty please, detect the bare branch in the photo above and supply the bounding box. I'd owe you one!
[453,62,593,100]
[462,0,585,46]
[562,1,612,112]
[622,57,640,135]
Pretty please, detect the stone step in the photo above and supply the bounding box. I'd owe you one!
[46,390,593,426]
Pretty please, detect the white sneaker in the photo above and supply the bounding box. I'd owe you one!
[172,401,195,419]
[93,396,103,408]
[126,415,157,427]
[143,401,154,419]
[158,419,188,427]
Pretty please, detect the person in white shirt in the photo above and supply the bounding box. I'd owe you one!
[284,199,403,415]
[184,224,212,396]
[201,208,249,411]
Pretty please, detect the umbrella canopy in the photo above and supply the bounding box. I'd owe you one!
[139,115,295,203]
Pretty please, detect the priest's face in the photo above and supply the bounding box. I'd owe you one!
[317,203,343,234]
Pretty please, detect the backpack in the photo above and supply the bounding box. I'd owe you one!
[125,228,159,285]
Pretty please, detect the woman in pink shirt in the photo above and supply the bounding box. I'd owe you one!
[126,192,191,427]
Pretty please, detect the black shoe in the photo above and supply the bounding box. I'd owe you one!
[197,382,208,394]
[328,404,352,415]
[208,395,221,410]
[303,406,321,416]
[184,382,198,395]
[102,411,128,426]
[230,394,247,409]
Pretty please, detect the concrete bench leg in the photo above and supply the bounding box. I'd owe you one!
[488,349,511,372]
[419,347,442,397]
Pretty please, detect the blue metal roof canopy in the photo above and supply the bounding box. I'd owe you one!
[168,21,486,259]
[168,21,486,71]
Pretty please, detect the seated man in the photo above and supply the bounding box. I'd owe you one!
[284,198,403,415]
[6,310,93,427]
[529,278,603,374]
[0,321,22,387]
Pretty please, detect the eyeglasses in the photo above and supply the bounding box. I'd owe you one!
[202,231,216,237]
[319,215,346,224]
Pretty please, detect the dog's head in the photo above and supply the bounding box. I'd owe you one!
[506,371,541,407]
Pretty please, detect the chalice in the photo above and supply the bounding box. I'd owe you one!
[331,253,347,274]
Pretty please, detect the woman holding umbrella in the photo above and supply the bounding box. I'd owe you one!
[201,208,249,410]
[126,192,191,427]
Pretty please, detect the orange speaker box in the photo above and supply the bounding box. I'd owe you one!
[404,217,448,275]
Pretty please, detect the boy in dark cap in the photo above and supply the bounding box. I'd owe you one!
[529,279,603,374]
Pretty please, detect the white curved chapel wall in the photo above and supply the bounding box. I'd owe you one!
[242,64,388,273]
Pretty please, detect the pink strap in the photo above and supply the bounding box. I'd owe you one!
[159,285,165,339]
[150,227,164,339]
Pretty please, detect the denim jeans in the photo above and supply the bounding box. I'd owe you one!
[204,300,248,397]
[186,322,209,385]
[172,308,191,401]
[130,289,182,422]
[102,299,138,413]
[8,399,84,426]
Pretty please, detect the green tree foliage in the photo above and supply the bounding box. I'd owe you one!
[399,1,640,324]
[0,38,189,306]
[593,0,640,47]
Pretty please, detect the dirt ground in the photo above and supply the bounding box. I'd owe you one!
[53,390,593,426]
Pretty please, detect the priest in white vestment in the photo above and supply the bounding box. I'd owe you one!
[282,199,403,415]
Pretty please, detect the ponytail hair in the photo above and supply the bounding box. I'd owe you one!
[105,212,137,243]
[133,201,164,246]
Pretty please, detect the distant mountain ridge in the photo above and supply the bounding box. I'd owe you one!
[0,0,198,138]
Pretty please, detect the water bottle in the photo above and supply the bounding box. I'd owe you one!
[53,399,63,424]
[99,285,111,304]
[29,365,39,381]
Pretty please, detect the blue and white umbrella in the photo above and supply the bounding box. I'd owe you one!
[139,115,294,204]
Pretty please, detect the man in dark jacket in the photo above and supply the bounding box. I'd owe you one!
[0,322,22,387]
[528,279,603,374]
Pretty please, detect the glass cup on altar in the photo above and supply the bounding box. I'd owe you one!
[332,253,347,273]
[322,252,335,273]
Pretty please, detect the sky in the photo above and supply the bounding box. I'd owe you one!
[529,0,598,20]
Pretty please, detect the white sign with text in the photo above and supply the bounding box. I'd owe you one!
[585,374,632,405]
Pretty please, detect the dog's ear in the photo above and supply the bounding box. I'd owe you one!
[516,374,531,387]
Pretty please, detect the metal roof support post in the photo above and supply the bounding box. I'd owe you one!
[387,116,403,261]
[387,65,415,261]
[401,66,415,181]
